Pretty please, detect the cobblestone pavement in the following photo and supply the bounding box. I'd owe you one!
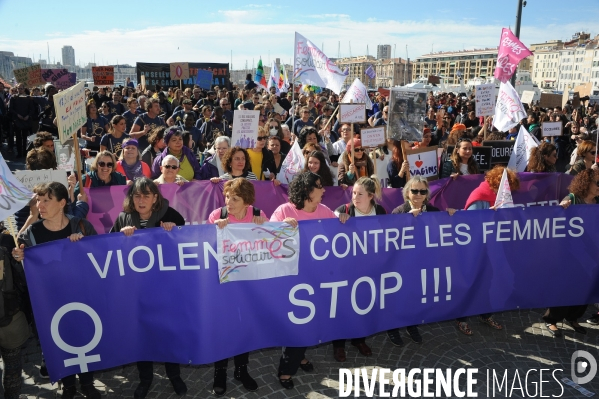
[11,307,599,398]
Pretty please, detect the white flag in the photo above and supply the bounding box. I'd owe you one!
[0,154,34,222]
[342,78,373,110]
[281,65,289,93]
[507,126,538,172]
[293,32,346,94]
[494,168,514,209]
[493,81,527,132]
[267,60,280,95]
[276,140,304,184]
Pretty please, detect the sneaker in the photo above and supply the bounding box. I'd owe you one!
[387,329,404,347]
[170,376,187,396]
[61,386,77,399]
[213,367,227,396]
[234,365,258,392]
[134,381,152,399]
[80,384,102,399]
[39,360,49,379]
[586,314,599,325]
[406,326,423,344]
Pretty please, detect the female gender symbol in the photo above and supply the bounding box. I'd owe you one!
[50,302,103,373]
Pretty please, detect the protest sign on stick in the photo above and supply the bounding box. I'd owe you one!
[541,122,562,137]
[231,110,259,149]
[14,169,68,192]
[13,64,44,87]
[170,63,190,80]
[520,90,535,105]
[339,103,366,124]
[482,141,515,165]
[388,87,427,142]
[406,146,439,180]
[475,84,497,117]
[360,126,386,148]
[196,70,213,90]
[539,93,562,109]
[92,66,114,86]
[42,69,75,89]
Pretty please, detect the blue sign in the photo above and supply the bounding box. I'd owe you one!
[25,206,599,381]
[196,70,213,90]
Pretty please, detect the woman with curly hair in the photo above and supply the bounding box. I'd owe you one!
[270,171,345,390]
[440,137,480,179]
[303,150,334,186]
[526,142,557,173]
[545,169,599,335]
[566,140,597,176]
[210,146,257,183]
[457,166,520,335]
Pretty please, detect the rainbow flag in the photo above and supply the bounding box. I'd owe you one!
[254,58,267,89]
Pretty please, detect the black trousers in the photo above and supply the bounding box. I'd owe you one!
[62,371,94,388]
[278,347,306,376]
[543,305,588,325]
[214,352,249,369]
[137,361,180,383]
[1,346,23,399]
[332,337,365,349]
[12,126,29,155]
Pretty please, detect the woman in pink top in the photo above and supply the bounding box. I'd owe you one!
[207,178,267,396]
[270,171,344,389]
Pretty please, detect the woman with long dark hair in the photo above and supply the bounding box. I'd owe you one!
[527,142,557,173]
[387,139,409,188]
[304,150,334,186]
[440,137,480,179]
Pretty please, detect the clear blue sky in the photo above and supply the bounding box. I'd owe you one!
[0,0,596,68]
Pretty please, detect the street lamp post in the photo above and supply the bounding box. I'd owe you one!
[510,0,526,88]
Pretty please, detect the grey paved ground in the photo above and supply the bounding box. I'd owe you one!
[11,307,599,398]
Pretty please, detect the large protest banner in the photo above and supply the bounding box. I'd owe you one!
[13,64,44,87]
[293,32,346,94]
[42,69,76,90]
[388,87,427,142]
[53,81,87,144]
[137,63,230,89]
[26,205,599,381]
[92,67,114,86]
[493,28,533,82]
[84,174,571,234]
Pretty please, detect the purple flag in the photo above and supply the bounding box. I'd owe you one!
[365,64,376,79]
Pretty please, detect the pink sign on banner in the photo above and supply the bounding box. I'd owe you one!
[493,28,533,83]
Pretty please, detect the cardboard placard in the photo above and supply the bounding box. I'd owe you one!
[539,93,562,109]
[574,83,592,98]
[13,64,44,87]
[53,81,87,144]
[406,146,439,180]
[339,103,366,123]
[13,169,68,191]
[475,84,496,117]
[447,145,493,171]
[562,88,569,108]
[541,121,563,137]
[520,90,535,105]
[170,62,190,80]
[92,66,114,86]
[196,70,213,90]
[231,110,260,148]
[427,75,440,85]
[360,126,386,147]
[482,140,515,165]
[388,87,427,142]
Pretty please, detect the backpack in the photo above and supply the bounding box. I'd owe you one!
[220,206,261,219]
[0,246,30,327]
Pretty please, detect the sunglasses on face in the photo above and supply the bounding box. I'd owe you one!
[410,189,428,195]
[163,164,179,170]
[590,151,597,155]
[354,148,364,152]
[257,136,268,141]
[98,162,114,168]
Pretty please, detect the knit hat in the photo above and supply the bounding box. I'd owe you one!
[123,139,139,148]
[451,123,467,132]
[164,127,181,145]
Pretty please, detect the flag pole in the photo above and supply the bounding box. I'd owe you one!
[321,105,339,131]
[350,99,355,164]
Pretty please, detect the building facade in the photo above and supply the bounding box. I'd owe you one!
[334,55,377,89]
[0,51,32,82]
[377,45,392,60]
[61,46,75,68]
[375,58,412,87]
[412,48,499,85]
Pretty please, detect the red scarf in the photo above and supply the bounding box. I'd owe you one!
[464,181,496,210]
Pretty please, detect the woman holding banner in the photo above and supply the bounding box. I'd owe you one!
[15,182,102,399]
[210,147,258,182]
[271,171,346,389]
[109,178,187,398]
[207,178,268,396]
[73,150,127,197]
[440,137,480,179]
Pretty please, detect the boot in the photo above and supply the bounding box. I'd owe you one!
[234,364,258,392]
[213,367,227,396]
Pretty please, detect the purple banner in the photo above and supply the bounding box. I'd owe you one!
[25,205,599,381]
[86,174,571,234]
[42,69,76,90]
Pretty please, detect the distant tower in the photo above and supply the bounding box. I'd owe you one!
[61,45,75,67]
[377,44,392,60]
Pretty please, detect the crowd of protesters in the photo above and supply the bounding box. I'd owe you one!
[0,75,598,398]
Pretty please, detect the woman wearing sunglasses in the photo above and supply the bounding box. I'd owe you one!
[248,127,277,181]
[338,138,374,186]
[74,150,127,197]
[567,140,597,176]
[440,137,480,179]
[154,155,188,186]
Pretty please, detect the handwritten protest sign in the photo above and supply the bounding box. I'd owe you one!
[170,63,190,80]
[406,146,438,180]
[41,69,75,90]
[475,84,496,117]
[13,64,44,87]
[541,121,562,137]
[196,70,213,90]
[339,103,366,123]
[482,140,515,165]
[53,81,87,144]
[360,126,386,147]
[13,169,68,191]
[539,93,561,109]
[520,90,535,105]
[92,66,114,86]
[232,110,259,148]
